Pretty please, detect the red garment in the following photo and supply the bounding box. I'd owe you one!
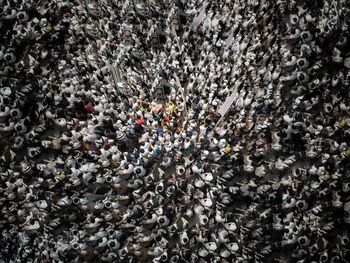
[137,116,144,125]
[84,102,95,112]
[163,114,172,121]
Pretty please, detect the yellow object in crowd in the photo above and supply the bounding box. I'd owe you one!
[338,118,347,128]
[224,144,232,154]
[345,148,350,157]
[58,172,66,181]
[82,142,90,150]
[168,103,177,112]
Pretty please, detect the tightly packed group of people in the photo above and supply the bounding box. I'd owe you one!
[1,0,350,262]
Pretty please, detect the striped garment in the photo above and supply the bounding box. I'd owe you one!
[116,131,127,144]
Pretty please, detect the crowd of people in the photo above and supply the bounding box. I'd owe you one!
[1,0,350,262]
